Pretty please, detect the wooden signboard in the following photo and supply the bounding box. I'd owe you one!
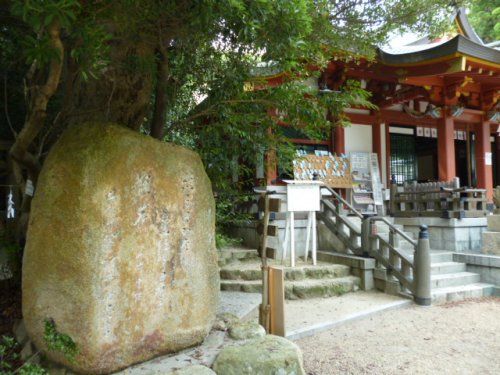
[293,154,352,188]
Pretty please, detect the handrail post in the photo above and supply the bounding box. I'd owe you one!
[414,225,431,306]
[390,175,397,216]
[369,219,379,255]
[361,216,371,256]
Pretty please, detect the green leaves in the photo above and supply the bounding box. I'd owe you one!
[43,319,78,364]
[469,0,500,43]
[11,0,80,32]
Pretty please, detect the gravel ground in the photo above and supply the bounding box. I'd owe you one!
[296,298,500,375]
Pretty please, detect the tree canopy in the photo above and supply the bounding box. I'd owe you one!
[468,0,500,44]
[1,0,465,235]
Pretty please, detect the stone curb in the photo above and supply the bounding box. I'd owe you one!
[285,299,413,341]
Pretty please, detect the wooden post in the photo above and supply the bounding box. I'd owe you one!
[304,211,312,262]
[259,193,271,332]
[334,126,345,154]
[268,266,285,336]
[311,211,317,265]
[290,211,295,267]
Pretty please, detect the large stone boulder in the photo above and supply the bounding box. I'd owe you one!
[22,123,219,373]
[213,335,305,375]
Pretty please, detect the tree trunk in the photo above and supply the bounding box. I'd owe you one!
[9,22,64,239]
[150,50,169,140]
[62,39,155,130]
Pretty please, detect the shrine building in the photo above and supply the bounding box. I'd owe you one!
[258,8,500,203]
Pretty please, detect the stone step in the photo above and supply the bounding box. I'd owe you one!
[431,283,495,304]
[220,261,351,281]
[220,276,361,300]
[403,251,454,263]
[431,262,466,275]
[218,247,259,266]
[431,272,480,289]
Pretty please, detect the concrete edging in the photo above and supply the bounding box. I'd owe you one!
[285,299,413,341]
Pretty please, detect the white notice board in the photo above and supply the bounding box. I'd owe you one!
[370,154,383,206]
[284,180,321,212]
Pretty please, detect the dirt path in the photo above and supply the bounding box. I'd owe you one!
[296,298,500,375]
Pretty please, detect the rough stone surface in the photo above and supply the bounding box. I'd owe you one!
[23,123,219,374]
[213,313,240,331]
[493,186,500,211]
[487,215,500,232]
[165,365,216,375]
[213,335,305,375]
[482,231,500,255]
[13,319,28,346]
[228,321,265,340]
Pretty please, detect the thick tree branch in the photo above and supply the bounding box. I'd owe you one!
[9,22,63,193]
[150,49,169,139]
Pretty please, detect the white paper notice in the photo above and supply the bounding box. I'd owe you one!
[485,152,492,166]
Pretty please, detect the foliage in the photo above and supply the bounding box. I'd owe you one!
[0,320,78,374]
[0,230,22,281]
[43,320,78,364]
[468,0,500,43]
[1,0,464,234]
[215,233,242,250]
[0,335,47,375]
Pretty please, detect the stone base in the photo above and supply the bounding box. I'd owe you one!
[482,231,500,255]
[230,218,314,259]
[487,215,500,232]
[453,253,500,286]
[394,217,487,253]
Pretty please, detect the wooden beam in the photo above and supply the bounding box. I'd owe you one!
[380,109,438,126]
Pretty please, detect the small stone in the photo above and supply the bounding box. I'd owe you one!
[165,365,216,375]
[13,319,28,346]
[213,313,239,331]
[213,335,305,375]
[20,341,34,361]
[228,321,266,340]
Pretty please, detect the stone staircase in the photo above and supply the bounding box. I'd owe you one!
[336,215,494,303]
[218,246,360,300]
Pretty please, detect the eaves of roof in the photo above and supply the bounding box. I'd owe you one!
[377,35,500,68]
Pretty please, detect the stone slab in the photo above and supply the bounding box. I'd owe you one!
[453,253,500,286]
[285,293,411,340]
[396,219,486,253]
[394,217,487,228]
[116,331,226,375]
[482,231,500,255]
[218,292,261,321]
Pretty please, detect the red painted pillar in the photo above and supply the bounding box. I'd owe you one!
[437,115,456,182]
[496,134,500,187]
[334,126,345,155]
[475,120,493,202]
[385,122,392,186]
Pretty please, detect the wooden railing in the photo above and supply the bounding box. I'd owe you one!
[318,185,431,305]
[390,179,487,219]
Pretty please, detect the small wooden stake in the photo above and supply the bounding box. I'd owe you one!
[268,266,285,337]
